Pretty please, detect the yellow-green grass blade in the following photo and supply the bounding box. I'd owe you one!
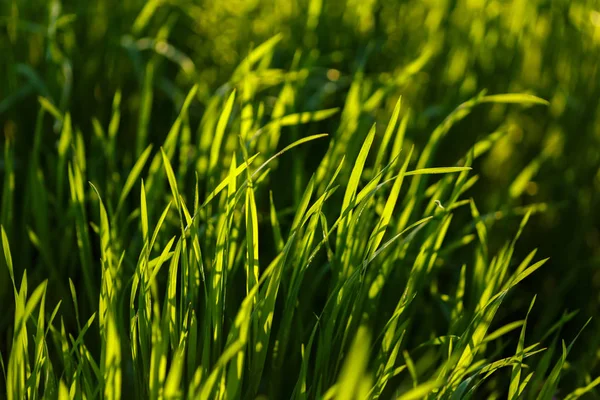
[242,143,260,298]
[67,162,96,306]
[202,153,260,207]
[208,89,236,180]
[374,96,402,169]
[480,93,549,105]
[336,124,376,274]
[404,166,472,176]
[37,96,63,121]
[397,380,441,400]
[145,85,198,198]
[1,225,17,297]
[166,238,183,349]
[368,146,414,258]
[334,326,371,400]
[115,144,153,216]
[132,0,163,34]
[232,33,283,80]
[509,296,536,400]
[244,134,329,189]
[252,108,339,142]
[140,180,149,243]
[164,332,188,399]
[564,375,600,400]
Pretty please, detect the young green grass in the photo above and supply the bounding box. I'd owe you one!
[1,9,598,399]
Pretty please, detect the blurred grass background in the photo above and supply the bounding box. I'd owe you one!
[1,0,599,392]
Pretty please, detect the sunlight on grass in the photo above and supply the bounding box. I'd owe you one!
[1,0,598,399]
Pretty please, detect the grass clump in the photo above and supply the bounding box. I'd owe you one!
[1,1,598,399]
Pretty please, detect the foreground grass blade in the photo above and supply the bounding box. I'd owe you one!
[333,326,371,400]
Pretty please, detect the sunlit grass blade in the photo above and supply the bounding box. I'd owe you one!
[232,33,283,79]
[564,375,600,400]
[397,380,441,400]
[334,326,371,400]
[480,93,549,105]
[509,296,536,400]
[115,144,153,216]
[208,89,236,180]
[404,166,472,176]
[1,225,16,296]
[37,96,63,121]
[202,153,260,207]
[336,123,376,275]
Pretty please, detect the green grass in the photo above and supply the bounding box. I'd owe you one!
[1,0,599,399]
[0,78,590,398]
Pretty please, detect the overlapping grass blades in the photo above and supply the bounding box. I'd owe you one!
[0,31,592,400]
